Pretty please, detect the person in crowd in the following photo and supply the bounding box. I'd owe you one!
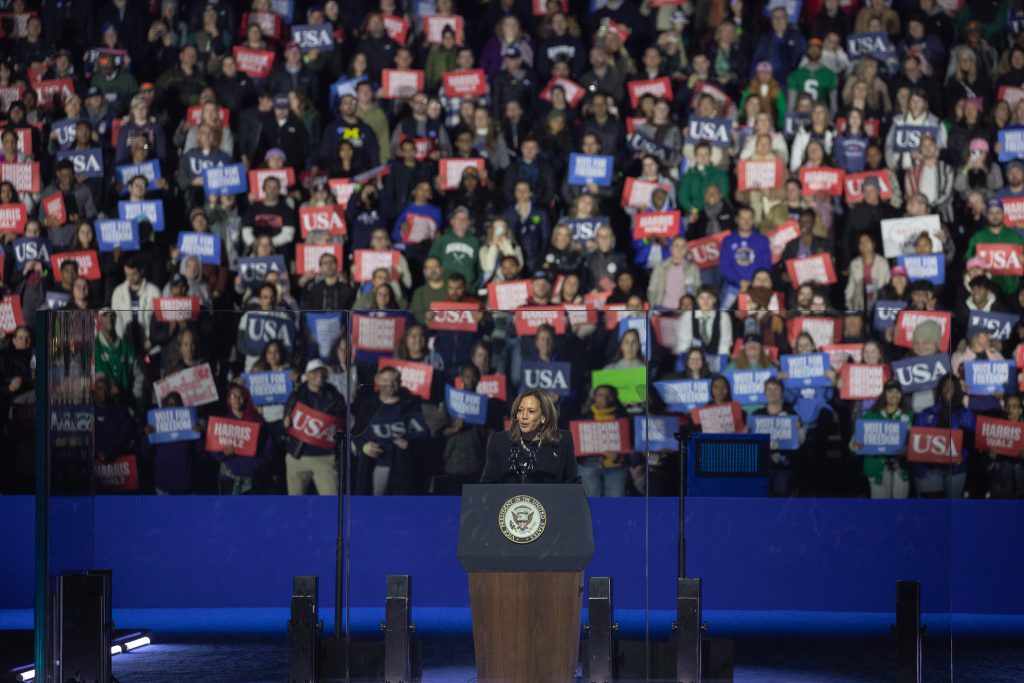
[282,359,346,495]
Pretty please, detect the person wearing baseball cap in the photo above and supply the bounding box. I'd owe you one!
[264,91,311,170]
[786,36,837,109]
[282,357,346,495]
[967,195,1024,297]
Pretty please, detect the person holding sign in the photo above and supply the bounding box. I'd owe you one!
[283,359,346,495]
[142,392,204,494]
[966,199,1024,297]
[751,378,805,497]
[438,365,491,494]
[480,388,580,485]
[781,333,838,495]
[851,380,913,499]
[206,384,273,495]
[911,375,976,499]
[983,396,1024,499]
[576,385,631,497]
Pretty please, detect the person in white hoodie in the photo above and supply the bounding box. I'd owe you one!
[110,254,161,354]
[884,88,947,171]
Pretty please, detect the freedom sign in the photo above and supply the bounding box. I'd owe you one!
[786,253,837,288]
[487,280,531,310]
[177,232,221,265]
[767,220,800,264]
[620,177,672,209]
[693,401,744,433]
[118,199,166,232]
[896,254,945,285]
[0,162,40,193]
[428,301,480,332]
[967,310,1019,342]
[442,69,487,97]
[522,361,571,397]
[238,255,286,288]
[154,363,219,407]
[206,416,261,457]
[872,299,906,332]
[570,418,631,456]
[203,163,248,196]
[351,314,405,352]
[780,353,831,389]
[891,125,939,152]
[633,211,681,240]
[438,157,485,191]
[422,15,464,44]
[907,427,964,465]
[296,243,343,275]
[654,379,711,413]
[686,231,728,269]
[380,69,425,99]
[891,354,951,394]
[147,407,199,445]
[445,385,487,425]
[378,358,434,400]
[539,77,585,107]
[839,363,891,401]
[56,148,103,179]
[975,416,1024,457]
[737,159,783,191]
[299,204,345,237]
[115,159,162,191]
[726,368,776,403]
[287,402,341,450]
[96,219,139,252]
[153,296,200,323]
[627,77,672,109]
[893,310,951,352]
[243,370,294,406]
[568,153,614,186]
[0,296,24,333]
[684,117,732,148]
[998,128,1024,162]
[786,316,842,349]
[844,170,893,204]
[750,414,800,450]
[975,243,1024,276]
[799,167,844,196]
[964,360,1015,395]
[854,419,908,456]
[822,344,863,372]
[880,215,941,258]
[633,415,678,451]
[353,249,400,282]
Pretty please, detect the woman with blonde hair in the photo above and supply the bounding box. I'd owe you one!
[481,389,580,484]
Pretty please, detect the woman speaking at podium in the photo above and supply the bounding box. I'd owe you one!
[480,389,581,484]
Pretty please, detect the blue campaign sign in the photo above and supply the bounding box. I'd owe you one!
[56,148,104,179]
[49,117,79,149]
[445,385,488,425]
[118,199,166,232]
[237,312,297,356]
[177,231,221,265]
[147,407,200,444]
[998,128,1024,162]
[726,368,776,403]
[633,415,678,452]
[780,353,832,389]
[854,419,908,456]
[846,32,891,60]
[873,300,907,332]
[964,360,1015,396]
[242,370,294,406]
[783,112,809,140]
[560,217,607,243]
[626,130,673,165]
[13,237,50,268]
[750,414,800,450]
[291,23,334,52]
[114,159,162,191]
[96,219,140,252]
[567,153,614,187]
[705,354,729,374]
[305,312,343,360]
[202,163,247,196]
[891,353,951,394]
[271,0,294,21]
[684,117,733,149]
[967,310,1020,342]
[618,317,650,358]
[522,361,572,397]
[897,254,945,285]
[762,0,802,23]
[892,125,939,152]
[654,379,711,413]
[238,255,287,288]
[329,75,368,110]
[45,291,70,309]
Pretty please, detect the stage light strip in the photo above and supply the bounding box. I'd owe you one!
[18,670,33,682]
[11,632,150,681]
[123,636,151,650]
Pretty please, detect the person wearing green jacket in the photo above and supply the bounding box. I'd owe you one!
[677,142,730,220]
[965,199,1024,297]
[428,206,481,290]
[89,56,139,116]
[94,308,144,409]
[851,379,913,499]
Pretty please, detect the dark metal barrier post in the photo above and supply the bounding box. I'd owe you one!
[289,576,320,683]
[34,309,50,679]
[894,580,923,683]
[382,575,413,683]
[587,576,616,683]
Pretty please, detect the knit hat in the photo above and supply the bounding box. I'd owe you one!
[911,320,941,346]
[965,256,986,271]
[890,265,908,277]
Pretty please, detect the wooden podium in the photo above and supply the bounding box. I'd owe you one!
[457,484,594,683]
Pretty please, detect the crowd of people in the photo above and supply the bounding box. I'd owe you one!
[0,0,1023,500]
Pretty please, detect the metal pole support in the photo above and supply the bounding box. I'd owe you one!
[674,577,705,683]
[893,580,923,683]
[289,576,320,683]
[587,577,618,682]
[382,574,415,683]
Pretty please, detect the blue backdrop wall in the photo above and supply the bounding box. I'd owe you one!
[1,496,1021,615]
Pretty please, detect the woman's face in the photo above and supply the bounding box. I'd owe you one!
[374,285,392,308]
[185,257,200,279]
[12,327,30,350]
[862,342,882,365]
[406,326,425,354]
[796,335,815,355]
[73,277,89,301]
[858,233,875,257]
[472,345,490,371]
[686,350,704,373]
[593,387,614,410]
[535,329,554,358]
[0,184,12,203]
[620,332,640,360]
[642,158,659,177]
[77,223,93,245]
[884,386,902,407]
[744,340,762,363]
[711,377,730,402]
[229,388,246,414]
[179,331,196,361]
[516,395,544,434]
[266,342,281,366]
[764,382,782,404]
[561,274,580,300]
[255,236,273,256]
[1007,396,1023,421]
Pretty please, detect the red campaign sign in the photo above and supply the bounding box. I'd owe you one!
[353,249,400,282]
[378,358,434,400]
[736,290,784,318]
[692,402,744,434]
[232,46,276,79]
[422,15,464,44]
[328,179,357,208]
[111,117,124,147]
[999,85,1024,110]
[624,117,646,135]
[513,307,567,336]
[822,343,864,372]
[186,105,230,128]
[570,418,631,456]
[205,416,261,457]
[974,416,1024,458]
[539,77,585,108]
[1,162,40,193]
[94,455,139,493]
[0,202,27,234]
[651,313,680,350]
[351,314,406,352]
[786,316,842,348]
[0,13,35,39]
[686,231,729,270]
[154,296,200,323]
[0,85,24,113]
[563,303,598,327]
[692,81,734,116]
[633,211,681,240]
[154,363,219,407]
[532,0,568,14]
[287,401,341,450]
[296,243,343,275]
[839,363,891,401]
[799,167,845,196]
[0,254,5,283]
[907,427,964,465]
[51,251,101,281]
[380,69,425,99]
[1016,344,1024,370]
[41,192,66,224]
[766,220,800,265]
[455,373,508,401]
[487,280,532,311]
[427,301,480,332]
[975,243,1024,276]
[785,253,838,289]
[737,159,784,191]
[401,212,438,244]
[240,11,282,39]
[1002,197,1024,226]
[620,177,672,209]
[627,77,673,109]
[299,204,345,237]
[442,69,487,98]
[893,310,952,352]
[13,128,33,155]
[33,78,74,110]
[0,295,24,333]
[376,14,411,44]
[438,158,485,191]
[844,170,892,204]
[248,167,295,201]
